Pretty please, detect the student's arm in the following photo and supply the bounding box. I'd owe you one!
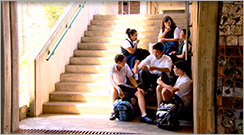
[176,51,185,59]
[148,66,170,72]
[128,76,145,95]
[109,75,124,98]
[124,39,140,54]
[138,56,150,69]
[157,77,179,93]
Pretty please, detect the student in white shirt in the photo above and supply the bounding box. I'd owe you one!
[169,29,192,79]
[121,28,140,80]
[108,54,153,124]
[138,42,173,94]
[158,15,180,55]
[169,29,191,62]
[156,60,193,109]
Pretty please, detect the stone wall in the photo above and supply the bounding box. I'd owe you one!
[217,1,243,134]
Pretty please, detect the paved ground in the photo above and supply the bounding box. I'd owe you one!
[17,114,193,134]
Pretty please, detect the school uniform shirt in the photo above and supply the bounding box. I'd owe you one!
[181,40,191,54]
[108,63,133,86]
[158,27,180,42]
[174,74,193,109]
[121,38,137,50]
[138,54,173,77]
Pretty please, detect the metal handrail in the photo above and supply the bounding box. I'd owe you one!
[46,1,86,61]
[185,1,190,61]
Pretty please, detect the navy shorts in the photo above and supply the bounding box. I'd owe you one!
[118,85,137,99]
[173,94,184,108]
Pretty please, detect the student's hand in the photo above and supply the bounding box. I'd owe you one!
[136,39,140,44]
[140,64,148,70]
[148,65,156,71]
[157,77,163,85]
[161,38,167,43]
[169,51,177,55]
[165,26,171,33]
[117,88,124,99]
[137,87,145,95]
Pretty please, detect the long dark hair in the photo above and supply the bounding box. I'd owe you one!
[161,15,177,32]
[125,28,137,39]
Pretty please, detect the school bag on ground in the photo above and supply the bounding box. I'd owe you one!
[113,97,133,121]
[155,97,182,130]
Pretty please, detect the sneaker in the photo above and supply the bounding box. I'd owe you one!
[109,112,116,120]
[140,115,154,124]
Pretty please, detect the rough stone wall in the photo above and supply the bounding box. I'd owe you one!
[217,1,243,134]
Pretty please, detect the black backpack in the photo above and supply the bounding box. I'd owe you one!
[113,98,133,121]
[155,98,182,130]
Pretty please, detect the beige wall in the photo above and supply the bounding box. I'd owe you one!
[30,1,103,116]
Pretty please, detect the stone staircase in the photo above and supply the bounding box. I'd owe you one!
[43,13,187,116]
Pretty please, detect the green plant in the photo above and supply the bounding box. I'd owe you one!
[44,4,64,29]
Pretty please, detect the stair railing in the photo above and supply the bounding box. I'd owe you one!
[46,1,86,61]
[32,1,88,116]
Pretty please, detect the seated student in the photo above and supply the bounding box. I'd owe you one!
[108,54,153,124]
[158,15,180,55]
[169,29,192,63]
[169,29,192,78]
[138,42,173,94]
[121,28,141,81]
[156,60,192,110]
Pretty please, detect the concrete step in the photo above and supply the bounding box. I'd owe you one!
[90,19,187,26]
[77,43,149,50]
[49,91,110,102]
[80,37,158,44]
[43,102,112,115]
[93,14,186,20]
[88,24,186,31]
[43,101,157,115]
[74,50,120,57]
[65,65,110,74]
[70,57,114,65]
[55,82,108,92]
[84,31,159,37]
[60,73,107,83]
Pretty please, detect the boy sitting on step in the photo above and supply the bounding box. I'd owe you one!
[108,54,153,124]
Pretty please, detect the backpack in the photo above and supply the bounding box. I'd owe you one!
[113,98,133,121]
[155,98,182,130]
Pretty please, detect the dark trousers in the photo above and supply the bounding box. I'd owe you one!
[139,69,169,90]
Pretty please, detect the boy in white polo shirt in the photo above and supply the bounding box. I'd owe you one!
[108,54,153,124]
[156,60,192,109]
[138,42,173,95]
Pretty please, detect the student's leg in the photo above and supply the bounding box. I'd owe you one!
[134,91,146,116]
[111,87,118,105]
[161,88,173,102]
[135,90,153,124]
[109,87,118,120]
[134,59,140,75]
[156,85,163,108]
[139,69,151,90]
